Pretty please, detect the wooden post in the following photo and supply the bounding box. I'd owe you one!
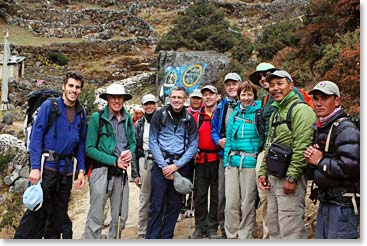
[1,30,10,111]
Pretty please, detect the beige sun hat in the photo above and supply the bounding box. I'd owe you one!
[99,84,132,101]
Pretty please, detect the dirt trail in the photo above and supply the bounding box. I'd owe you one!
[68,166,318,240]
[68,166,195,239]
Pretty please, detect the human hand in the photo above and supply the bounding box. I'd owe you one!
[120,150,132,162]
[258,176,270,190]
[283,180,297,195]
[218,138,226,149]
[75,171,85,189]
[134,177,142,188]
[29,169,41,185]
[163,164,178,177]
[304,144,323,166]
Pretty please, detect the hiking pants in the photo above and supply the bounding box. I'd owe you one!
[217,157,225,232]
[14,169,72,239]
[194,160,219,234]
[255,151,269,239]
[316,202,358,239]
[146,163,182,239]
[267,174,307,239]
[137,157,153,237]
[83,166,129,239]
[224,167,257,239]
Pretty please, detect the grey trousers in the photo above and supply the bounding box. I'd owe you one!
[137,157,153,236]
[217,157,225,230]
[267,174,307,239]
[83,167,129,239]
[255,151,269,239]
[224,167,257,239]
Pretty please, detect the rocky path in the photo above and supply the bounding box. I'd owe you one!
[68,166,194,240]
[67,165,318,240]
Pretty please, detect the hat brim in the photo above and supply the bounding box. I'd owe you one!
[250,68,278,86]
[308,88,335,96]
[100,93,132,101]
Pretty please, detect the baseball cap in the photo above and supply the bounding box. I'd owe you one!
[99,83,132,101]
[309,81,340,97]
[201,85,218,94]
[265,70,293,83]
[249,63,278,86]
[23,182,43,211]
[173,172,194,195]
[189,89,202,99]
[224,72,242,83]
[141,94,157,105]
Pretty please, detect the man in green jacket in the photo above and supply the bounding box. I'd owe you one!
[257,70,316,239]
[83,83,136,239]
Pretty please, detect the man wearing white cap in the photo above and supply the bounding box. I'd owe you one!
[304,81,360,239]
[83,83,136,239]
[211,72,242,239]
[257,70,316,239]
[131,93,158,239]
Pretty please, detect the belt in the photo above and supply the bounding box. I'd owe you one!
[343,193,360,216]
[162,151,182,161]
[229,150,257,171]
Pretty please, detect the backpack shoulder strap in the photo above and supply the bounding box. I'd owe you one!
[285,100,308,130]
[44,98,59,135]
[197,107,207,129]
[325,117,349,153]
[95,109,105,146]
[261,95,269,108]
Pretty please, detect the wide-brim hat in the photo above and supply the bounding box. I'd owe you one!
[249,63,278,86]
[99,83,132,101]
[173,172,193,195]
[23,182,43,211]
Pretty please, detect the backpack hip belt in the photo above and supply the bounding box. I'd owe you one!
[162,151,183,162]
[229,150,257,171]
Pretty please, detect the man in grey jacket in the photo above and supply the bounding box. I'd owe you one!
[146,86,198,239]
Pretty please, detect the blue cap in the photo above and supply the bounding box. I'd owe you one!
[23,182,43,211]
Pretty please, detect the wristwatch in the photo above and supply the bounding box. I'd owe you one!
[286,176,296,183]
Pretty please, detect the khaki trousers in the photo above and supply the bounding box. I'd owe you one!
[255,151,269,239]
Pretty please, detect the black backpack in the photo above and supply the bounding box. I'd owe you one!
[24,89,62,150]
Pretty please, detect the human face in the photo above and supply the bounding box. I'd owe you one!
[258,72,269,89]
[225,80,240,99]
[62,78,82,106]
[239,90,255,107]
[312,91,341,118]
[143,102,156,114]
[268,77,294,103]
[190,97,203,110]
[107,95,125,114]
[201,90,217,108]
[169,90,187,112]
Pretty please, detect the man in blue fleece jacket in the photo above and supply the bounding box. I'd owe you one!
[14,71,86,239]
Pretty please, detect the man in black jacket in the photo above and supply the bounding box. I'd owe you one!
[304,81,360,239]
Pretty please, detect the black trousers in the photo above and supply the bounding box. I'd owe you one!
[14,169,72,239]
[194,160,219,233]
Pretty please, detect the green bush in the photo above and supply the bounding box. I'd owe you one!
[156,1,241,53]
[255,21,301,60]
[47,52,69,66]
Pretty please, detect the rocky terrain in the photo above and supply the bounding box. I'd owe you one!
[0,0,359,240]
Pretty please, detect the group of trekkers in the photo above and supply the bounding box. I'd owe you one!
[13,62,360,240]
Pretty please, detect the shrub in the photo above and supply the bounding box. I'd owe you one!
[47,52,69,66]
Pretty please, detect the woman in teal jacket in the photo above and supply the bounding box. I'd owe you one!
[223,81,261,239]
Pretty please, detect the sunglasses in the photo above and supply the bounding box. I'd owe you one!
[254,69,277,83]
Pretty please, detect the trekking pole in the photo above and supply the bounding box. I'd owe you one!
[116,170,127,239]
[188,166,196,239]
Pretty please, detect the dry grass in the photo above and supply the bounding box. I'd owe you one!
[0,19,82,46]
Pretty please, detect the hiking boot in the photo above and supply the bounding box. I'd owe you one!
[177,213,183,222]
[219,229,227,239]
[137,234,145,239]
[189,229,207,239]
[208,231,220,239]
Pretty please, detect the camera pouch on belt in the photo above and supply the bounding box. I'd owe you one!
[266,142,292,178]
